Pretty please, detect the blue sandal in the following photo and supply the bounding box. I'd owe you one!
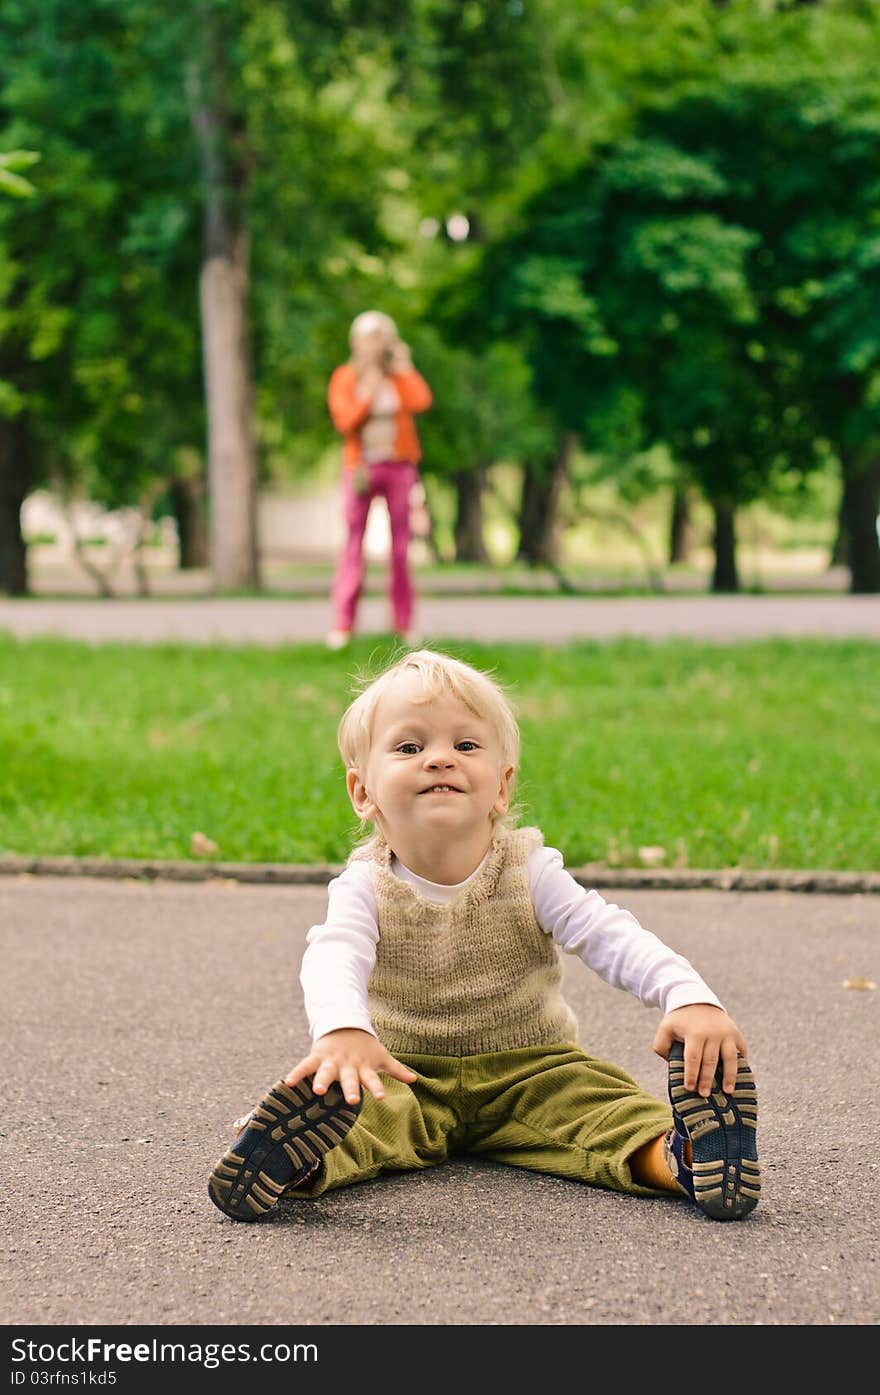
[208,1076,361,1221]
[663,1042,760,1221]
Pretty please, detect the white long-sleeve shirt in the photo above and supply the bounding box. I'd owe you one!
[300,844,722,1044]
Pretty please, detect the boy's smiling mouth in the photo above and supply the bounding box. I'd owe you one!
[420,783,462,794]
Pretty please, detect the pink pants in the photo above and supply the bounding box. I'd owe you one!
[331,459,418,634]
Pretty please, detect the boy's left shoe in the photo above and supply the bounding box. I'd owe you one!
[664,1041,760,1221]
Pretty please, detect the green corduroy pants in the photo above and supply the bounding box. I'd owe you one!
[292,1042,675,1200]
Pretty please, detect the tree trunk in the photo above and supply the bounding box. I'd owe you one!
[516,432,577,566]
[187,19,259,592]
[517,464,542,563]
[668,481,694,564]
[840,452,880,594]
[829,473,850,568]
[453,467,489,563]
[0,415,30,595]
[711,500,739,592]
[169,476,209,569]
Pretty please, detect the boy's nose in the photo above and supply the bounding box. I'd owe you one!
[424,749,455,768]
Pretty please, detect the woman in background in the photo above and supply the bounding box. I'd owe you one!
[325,311,433,649]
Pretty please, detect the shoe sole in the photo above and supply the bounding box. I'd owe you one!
[668,1042,760,1220]
[208,1076,361,1222]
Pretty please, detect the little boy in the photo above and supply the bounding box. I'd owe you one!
[209,649,759,1223]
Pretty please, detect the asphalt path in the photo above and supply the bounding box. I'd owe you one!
[1,592,879,645]
[3,874,878,1331]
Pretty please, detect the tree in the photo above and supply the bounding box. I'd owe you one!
[460,28,880,590]
[0,0,402,593]
[0,1,205,595]
[186,2,259,590]
[412,330,554,562]
[636,72,880,593]
[412,0,741,570]
[0,148,37,594]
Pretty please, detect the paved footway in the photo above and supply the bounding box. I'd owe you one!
[3,874,878,1327]
[1,592,879,644]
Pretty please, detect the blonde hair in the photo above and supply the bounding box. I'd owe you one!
[338,648,520,817]
[349,310,397,347]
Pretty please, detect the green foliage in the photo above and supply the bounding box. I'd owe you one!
[412,328,555,480]
[3,0,880,548]
[0,0,204,505]
[458,14,880,513]
[0,149,39,198]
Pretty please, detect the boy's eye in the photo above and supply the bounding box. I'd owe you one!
[396,742,422,754]
[456,740,478,752]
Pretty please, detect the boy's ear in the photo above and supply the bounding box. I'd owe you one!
[493,763,516,817]
[347,767,377,821]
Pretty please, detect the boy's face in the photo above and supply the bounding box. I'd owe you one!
[347,672,515,853]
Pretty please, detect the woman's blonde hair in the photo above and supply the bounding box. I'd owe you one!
[337,648,520,817]
[349,310,397,347]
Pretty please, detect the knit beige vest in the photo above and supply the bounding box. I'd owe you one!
[348,824,580,1055]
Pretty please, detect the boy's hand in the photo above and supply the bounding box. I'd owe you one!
[653,1004,748,1098]
[284,1027,418,1107]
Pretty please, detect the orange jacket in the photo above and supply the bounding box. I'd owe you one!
[327,362,433,468]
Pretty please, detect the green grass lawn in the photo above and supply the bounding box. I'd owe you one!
[1,634,877,870]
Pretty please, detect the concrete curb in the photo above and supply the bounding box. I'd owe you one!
[1,853,878,894]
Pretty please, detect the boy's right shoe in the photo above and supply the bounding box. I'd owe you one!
[208,1076,361,1222]
[663,1041,760,1221]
